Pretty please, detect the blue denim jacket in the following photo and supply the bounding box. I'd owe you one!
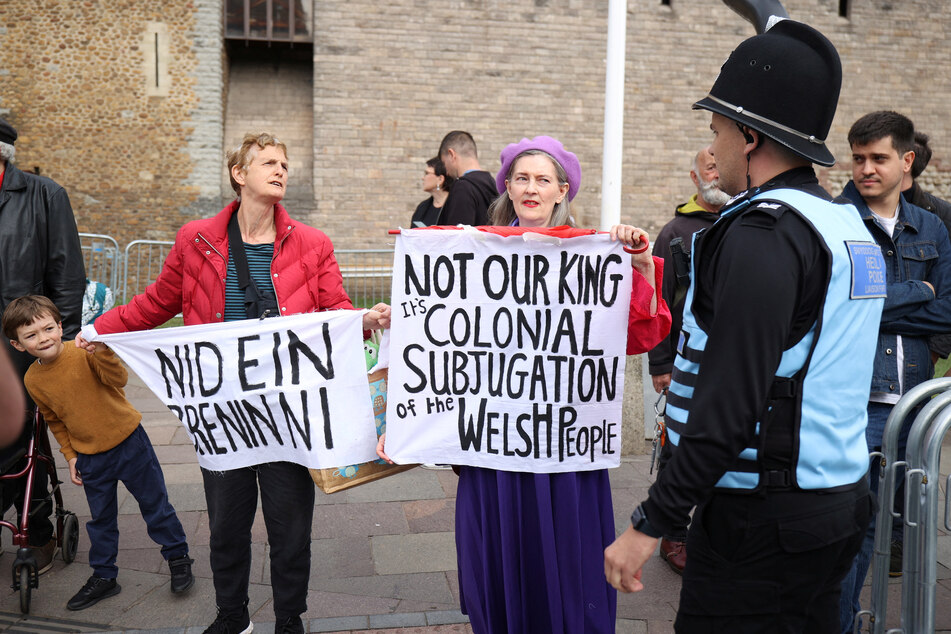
[842,181,951,395]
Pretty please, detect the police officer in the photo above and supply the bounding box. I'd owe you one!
[604,20,884,632]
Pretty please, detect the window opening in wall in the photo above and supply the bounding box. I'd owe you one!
[839,0,849,18]
[154,33,160,88]
[661,0,671,5]
[144,22,169,97]
[224,0,312,44]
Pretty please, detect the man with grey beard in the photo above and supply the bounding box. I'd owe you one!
[647,147,726,574]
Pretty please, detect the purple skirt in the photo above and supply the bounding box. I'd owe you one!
[455,466,617,633]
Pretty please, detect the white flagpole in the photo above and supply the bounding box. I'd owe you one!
[599,0,627,231]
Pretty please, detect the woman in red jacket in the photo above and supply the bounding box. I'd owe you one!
[79,132,390,634]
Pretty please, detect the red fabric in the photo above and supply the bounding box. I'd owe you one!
[410,224,597,239]
[95,201,353,333]
[407,225,671,355]
[627,256,671,355]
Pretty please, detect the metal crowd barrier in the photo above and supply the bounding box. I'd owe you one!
[111,238,394,308]
[861,377,951,634]
[77,233,120,291]
[121,239,174,303]
[334,249,394,308]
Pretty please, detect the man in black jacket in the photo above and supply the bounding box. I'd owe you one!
[648,147,726,575]
[0,117,85,573]
[437,131,496,226]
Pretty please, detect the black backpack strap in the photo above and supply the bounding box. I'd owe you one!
[227,211,252,291]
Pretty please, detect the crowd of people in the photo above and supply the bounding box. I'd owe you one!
[0,14,950,634]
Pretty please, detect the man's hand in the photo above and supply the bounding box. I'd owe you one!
[652,373,671,393]
[604,525,659,593]
[67,457,83,486]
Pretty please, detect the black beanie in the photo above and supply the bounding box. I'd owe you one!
[0,118,17,145]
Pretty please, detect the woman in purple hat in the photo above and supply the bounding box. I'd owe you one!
[379,135,667,632]
[457,136,669,633]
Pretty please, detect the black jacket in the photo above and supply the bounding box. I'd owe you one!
[438,170,496,226]
[903,181,951,358]
[648,195,720,376]
[0,163,85,375]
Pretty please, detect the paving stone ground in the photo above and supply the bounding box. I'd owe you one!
[0,368,947,632]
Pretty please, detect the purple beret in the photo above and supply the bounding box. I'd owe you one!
[496,136,582,201]
[0,118,16,145]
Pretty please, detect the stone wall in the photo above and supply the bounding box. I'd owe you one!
[0,0,223,246]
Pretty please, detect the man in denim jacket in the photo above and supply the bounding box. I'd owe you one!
[839,111,951,634]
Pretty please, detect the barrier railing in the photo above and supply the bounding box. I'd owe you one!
[78,233,120,291]
[861,377,951,634]
[121,240,174,304]
[335,249,394,308]
[115,238,394,308]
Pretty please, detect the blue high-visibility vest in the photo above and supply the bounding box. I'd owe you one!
[665,188,885,492]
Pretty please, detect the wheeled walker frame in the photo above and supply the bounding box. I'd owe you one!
[0,409,80,613]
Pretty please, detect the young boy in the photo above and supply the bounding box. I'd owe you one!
[2,295,194,610]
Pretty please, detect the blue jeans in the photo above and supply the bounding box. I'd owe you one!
[838,402,911,634]
[202,461,314,620]
[78,425,188,579]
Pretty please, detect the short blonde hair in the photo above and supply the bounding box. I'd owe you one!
[226,132,288,196]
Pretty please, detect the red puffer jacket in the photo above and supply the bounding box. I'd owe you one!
[95,201,353,334]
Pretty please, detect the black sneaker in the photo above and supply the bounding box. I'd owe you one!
[168,555,194,593]
[889,539,903,577]
[66,575,121,610]
[203,603,253,634]
[275,616,304,634]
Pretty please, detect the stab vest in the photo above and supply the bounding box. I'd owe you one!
[665,188,885,492]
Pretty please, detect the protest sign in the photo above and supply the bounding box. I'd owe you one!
[85,311,379,472]
[385,228,632,473]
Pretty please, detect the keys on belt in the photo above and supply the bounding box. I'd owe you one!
[649,388,667,476]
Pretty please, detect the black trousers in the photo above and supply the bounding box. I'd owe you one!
[675,483,870,634]
[202,461,315,619]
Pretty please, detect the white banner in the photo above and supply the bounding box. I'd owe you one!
[385,229,632,473]
[84,311,378,471]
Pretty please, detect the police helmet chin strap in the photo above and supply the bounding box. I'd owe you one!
[737,122,756,191]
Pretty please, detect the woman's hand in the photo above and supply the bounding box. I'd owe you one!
[610,225,658,315]
[363,303,392,331]
[610,224,648,251]
[610,225,655,276]
[376,432,394,464]
[74,332,102,354]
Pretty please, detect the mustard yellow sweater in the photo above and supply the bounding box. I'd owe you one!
[24,344,141,462]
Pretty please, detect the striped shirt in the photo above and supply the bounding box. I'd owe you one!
[224,242,275,321]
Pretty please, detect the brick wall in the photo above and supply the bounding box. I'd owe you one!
[309,0,951,249]
[222,57,314,206]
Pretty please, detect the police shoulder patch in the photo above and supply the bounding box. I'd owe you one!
[740,202,787,229]
[845,240,887,299]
